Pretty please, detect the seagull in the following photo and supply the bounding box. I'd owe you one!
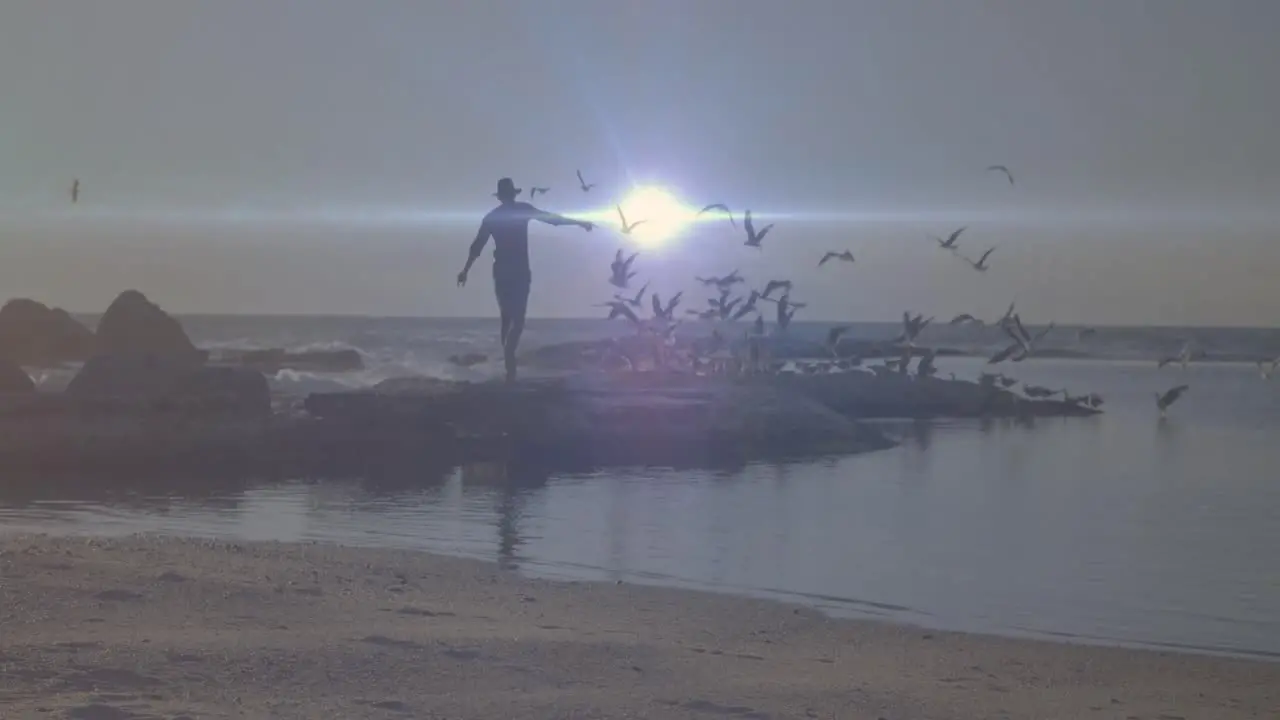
[964,246,997,272]
[576,170,596,193]
[731,290,761,321]
[529,186,550,198]
[776,303,799,332]
[1157,341,1193,370]
[1003,314,1055,362]
[697,203,736,227]
[598,300,642,325]
[997,301,1017,328]
[948,313,977,325]
[614,281,648,308]
[818,250,855,267]
[1023,385,1060,399]
[1156,384,1189,417]
[71,178,80,204]
[760,280,792,299]
[895,312,933,346]
[987,343,1024,365]
[825,326,851,357]
[916,348,938,379]
[695,270,745,290]
[651,291,682,321]
[609,249,639,289]
[687,307,719,321]
[743,210,773,248]
[1257,357,1279,379]
[933,226,966,251]
[616,205,647,235]
[986,165,1014,186]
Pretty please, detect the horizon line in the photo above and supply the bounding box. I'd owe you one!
[56,309,1280,330]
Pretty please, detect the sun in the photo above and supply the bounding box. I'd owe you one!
[614,186,696,247]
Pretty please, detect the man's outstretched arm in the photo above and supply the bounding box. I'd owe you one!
[529,205,593,231]
[457,221,491,286]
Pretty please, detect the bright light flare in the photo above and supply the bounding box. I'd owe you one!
[610,186,698,247]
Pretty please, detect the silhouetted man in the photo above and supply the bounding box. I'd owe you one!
[458,177,593,382]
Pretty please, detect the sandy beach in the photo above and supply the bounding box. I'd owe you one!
[1,534,1276,719]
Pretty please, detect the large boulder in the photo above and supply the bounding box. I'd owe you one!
[0,299,96,366]
[0,359,36,395]
[94,290,202,360]
[67,354,269,417]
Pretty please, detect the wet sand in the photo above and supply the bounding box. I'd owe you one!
[1,534,1275,719]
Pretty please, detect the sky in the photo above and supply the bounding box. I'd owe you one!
[2,0,1279,325]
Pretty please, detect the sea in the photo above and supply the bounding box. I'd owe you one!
[3,315,1280,661]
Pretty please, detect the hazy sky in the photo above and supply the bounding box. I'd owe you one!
[2,1,1279,324]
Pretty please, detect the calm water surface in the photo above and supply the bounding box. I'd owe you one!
[3,358,1279,660]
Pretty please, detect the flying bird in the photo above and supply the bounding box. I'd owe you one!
[697,203,736,227]
[1258,357,1279,380]
[598,300,642,325]
[1157,341,1194,370]
[1003,314,1055,361]
[964,246,997,272]
[916,348,938,379]
[986,165,1014,186]
[1156,384,1189,417]
[895,312,933,346]
[71,179,80,204]
[730,290,763,321]
[818,250,855,267]
[609,249,639,289]
[933,226,966,250]
[948,313,978,325]
[576,170,596,193]
[742,210,773,248]
[825,326,851,357]
[529,186,550,198]
[614,281,648,308]
[651,291,682,321]
[616,205,647,235]
[696,270,745,289]
[760,280,792,299]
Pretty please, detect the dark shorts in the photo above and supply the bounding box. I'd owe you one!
[493,267,531,319]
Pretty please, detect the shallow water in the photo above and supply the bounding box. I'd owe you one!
[3,356,1279,660]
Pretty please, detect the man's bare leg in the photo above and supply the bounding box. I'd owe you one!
[504,314,524,382]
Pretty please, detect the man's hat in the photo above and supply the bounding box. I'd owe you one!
[493,177,522,198]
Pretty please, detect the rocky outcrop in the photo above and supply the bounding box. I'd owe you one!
[769,371,1099,419]
[212,348,364,374]
[0,299,96,366]
[304,373,898,466]
[94,290,203,360]
[520,337,970,373]
[67,354,270,417]
[0,360,36,394]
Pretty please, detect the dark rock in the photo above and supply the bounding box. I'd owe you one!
[67,354,269,417]
[307,373,898,465]
[94,290,201,360]
[0,298,96,366]
[0,359,36,395]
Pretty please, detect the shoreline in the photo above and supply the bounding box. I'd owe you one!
[2,533,1276,719]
